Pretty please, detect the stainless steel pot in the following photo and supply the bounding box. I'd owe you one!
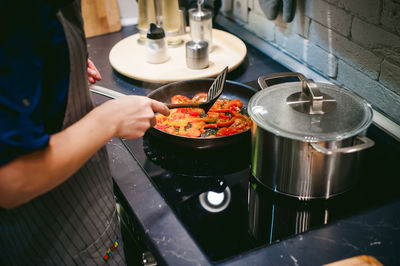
[248,72,375,200]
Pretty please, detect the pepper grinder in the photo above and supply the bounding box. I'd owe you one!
[186,40,209,69]
[189,0,213,52]
[146,23,168,64]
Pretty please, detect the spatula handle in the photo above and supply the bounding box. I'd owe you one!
[167,103,201,109]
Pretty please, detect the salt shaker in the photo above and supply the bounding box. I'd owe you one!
[189,0,213,52]
[146,23,168,64]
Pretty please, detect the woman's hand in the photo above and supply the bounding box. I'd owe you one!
[97,95,170,139]
[87,59,102,84]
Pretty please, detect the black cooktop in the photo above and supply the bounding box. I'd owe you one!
[123,120,400,263]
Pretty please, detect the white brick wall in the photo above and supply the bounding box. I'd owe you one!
[337,60,400,118]
[305,0,352,36]
[352,18,400,51]
[380,59,400,94]
[224,0,400,124]
[247,11,275,41]
[309,20,381,79]
[325,0,381,24]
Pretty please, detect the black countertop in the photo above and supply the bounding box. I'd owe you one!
[88,25,400,265]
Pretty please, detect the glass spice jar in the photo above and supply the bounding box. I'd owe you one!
[188,0,213,52]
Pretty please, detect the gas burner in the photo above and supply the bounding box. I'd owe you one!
[199,186,231,213]
[142,132,250,176]
[150,172,229,206]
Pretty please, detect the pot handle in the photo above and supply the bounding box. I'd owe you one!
[310,136,375,155]
[258,72,308,90]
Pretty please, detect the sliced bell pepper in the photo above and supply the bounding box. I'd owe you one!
[226,99,243,108]
[217,118,235,127]
[188,110,200,116]
[216,127,239,136]
[218,113,231,119]
[207,109,230,113]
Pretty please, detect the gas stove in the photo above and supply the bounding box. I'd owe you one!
[122,117,400,263]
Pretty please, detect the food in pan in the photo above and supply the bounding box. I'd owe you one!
[155,93,252,137]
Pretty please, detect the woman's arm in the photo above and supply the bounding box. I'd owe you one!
[0,95,170,209]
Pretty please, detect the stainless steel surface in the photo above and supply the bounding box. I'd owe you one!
[251,126,368,200]
[250,73,374,142]
[250,72,375,199]
[188,7,212,21]
[185,40,208,58]
[188,1,213,52]
[310,135,375,155]
[185,40,209,69]
[90,85,125,99]
[258,72,337,115]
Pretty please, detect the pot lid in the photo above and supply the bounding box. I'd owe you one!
[248,74,373,142]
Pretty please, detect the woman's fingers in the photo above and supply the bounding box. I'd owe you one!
[150,117,157,127]
[87,59,102,81]
[88,76,95,84]
[98,95,170,139]
[150,99,170,116]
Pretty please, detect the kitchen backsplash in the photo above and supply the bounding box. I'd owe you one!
[222,0,400,125]
[114,0,400,125]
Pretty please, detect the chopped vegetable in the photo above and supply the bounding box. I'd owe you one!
[155,94,252,138]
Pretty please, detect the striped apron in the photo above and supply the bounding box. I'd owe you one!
[0,1,125,265]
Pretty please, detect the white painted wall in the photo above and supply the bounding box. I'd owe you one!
[117,0,138,26]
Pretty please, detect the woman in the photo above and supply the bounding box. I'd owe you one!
[0,0,169,264]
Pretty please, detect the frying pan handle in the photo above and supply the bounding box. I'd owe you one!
[310,136,375,155]
[90,85,202,110]
[90,85,126,99]
[167,103,201,109]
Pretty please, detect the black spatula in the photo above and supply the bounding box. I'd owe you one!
[167,66,228,113]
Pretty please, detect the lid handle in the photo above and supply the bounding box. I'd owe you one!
[302,79,324,114]
[258,72,336,115]
[258,72,307,89]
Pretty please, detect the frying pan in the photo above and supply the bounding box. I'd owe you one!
[147,79,258,149]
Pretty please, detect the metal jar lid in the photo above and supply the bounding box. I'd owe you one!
[186,40,209,69]
[189,7,212,21]
[248,72,374,142]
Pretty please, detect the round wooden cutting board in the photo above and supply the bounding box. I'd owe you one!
[109,29,247,83]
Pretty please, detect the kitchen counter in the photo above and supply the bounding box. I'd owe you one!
[88,25,400,265]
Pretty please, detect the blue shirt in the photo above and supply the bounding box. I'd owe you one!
[0,1,70,165]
